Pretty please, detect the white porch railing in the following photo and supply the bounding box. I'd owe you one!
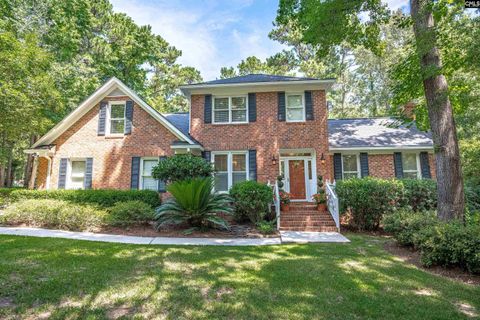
[326,181,340,230]
[274,180,281,230]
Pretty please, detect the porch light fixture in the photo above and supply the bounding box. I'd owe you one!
[320,153,326,165]
[271,155,277,166]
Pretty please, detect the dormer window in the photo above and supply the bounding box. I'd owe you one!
[213,96,248,124]
[108,101,126,134]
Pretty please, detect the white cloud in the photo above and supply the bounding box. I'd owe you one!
[384,0,409,11]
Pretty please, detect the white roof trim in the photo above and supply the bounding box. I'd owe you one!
[32,77,196,148]
[329,145,434,151]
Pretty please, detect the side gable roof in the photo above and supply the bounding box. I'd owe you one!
[195,74,324,85]
[32,77,197,148]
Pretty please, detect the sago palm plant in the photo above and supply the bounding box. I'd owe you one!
[155,178,233,230]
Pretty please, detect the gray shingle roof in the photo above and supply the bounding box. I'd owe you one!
[163,113,189,136]
[328,118,433,149]
[194,74,324,85]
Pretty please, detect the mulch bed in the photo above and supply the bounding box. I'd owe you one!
[383,240,480,286]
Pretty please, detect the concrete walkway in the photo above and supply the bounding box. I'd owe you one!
[0,226,349,246]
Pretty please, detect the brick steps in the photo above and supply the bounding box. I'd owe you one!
[279,202,337,232]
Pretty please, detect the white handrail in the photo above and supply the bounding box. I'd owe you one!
[326,181,340,230]
[274,180,281,230]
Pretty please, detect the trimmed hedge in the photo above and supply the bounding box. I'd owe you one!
[0,188,161,208]
[399,179,437,212]
[384,210,480,274]
[336,178,403,230]
[0,199,107,231]
[106,201,155,226]
[229,181,273,223]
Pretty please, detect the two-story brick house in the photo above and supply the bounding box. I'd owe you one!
[26,75,435,206]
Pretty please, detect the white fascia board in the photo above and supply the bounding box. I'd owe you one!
[180,79,335,96]
[170,144,203,150]
[32,77,196,148]
[329,145,434,152]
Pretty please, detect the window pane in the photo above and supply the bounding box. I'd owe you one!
[232,172,246,185]
[214,154,228,171]
[403,172,418,179]
[231,97,246,109]
[403,153,417,171]
[214,98,229,110]
[343,172,358,179]
[343,155,358,172]
[71,161,86,177]
[231,110,246,122]
[214,110,229,123]
[111,104,125,118]
[142,177,158,190]
[111,119,124,134]
[70,177,84,189]
[286,108,304,121]
[214,173,228,192]
[232,154,246,171]
[143,160,158,176]
[307,160,312,180]
[287,95,302,108]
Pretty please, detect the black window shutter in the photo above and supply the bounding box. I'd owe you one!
[84,158,93,189]
[158,156,167,192]
[333,153,343,180]
[305,91,314,120]
[394,152,404,178]
[248,150,257,181]
[130,157,140,190]
[248,93,256,122]
[359,153,369,178]
[58,158,68,189]
[419,152,432,179]
[201,151,211,163]
[204,95,212,124]
[125,100,133,134]
[98,101,107,136]
[278,92,286,121]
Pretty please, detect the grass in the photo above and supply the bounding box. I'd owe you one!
[0,234,479,319]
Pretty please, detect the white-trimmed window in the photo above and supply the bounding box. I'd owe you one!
[212,151,248,192]
[342,154,360,179]
[108,101,126,134]
[69,160,86,189]
[140,158,159,191]
[402,153,420,179]
[213,96,248,124]
[286,93,305,122]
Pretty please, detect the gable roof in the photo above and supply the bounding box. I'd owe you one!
[195,74,323,85]
[328,118,433,150]
[31,77,198,148]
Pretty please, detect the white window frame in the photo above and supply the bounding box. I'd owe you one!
[402,152,421,179]
[211,151,249,192]
[286,92,305,123]
[67,158,86,190]
[212,96,249,124]
[106,100,126,135]
[140,157,159,191]
[342,154,361,179]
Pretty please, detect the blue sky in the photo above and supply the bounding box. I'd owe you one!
[111,0,409,81]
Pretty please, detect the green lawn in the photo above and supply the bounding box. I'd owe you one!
[0,234,478,320]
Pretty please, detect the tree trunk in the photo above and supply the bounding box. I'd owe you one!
[5,150,13,188]
[0,164,5,187]
[410,0,465,220]
[23,135,38,188]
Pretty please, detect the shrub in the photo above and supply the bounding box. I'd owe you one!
[155,178,232,230]
[383,210,438,246]
[229,181,273,223]
[415,222,480,274]
[336,178,404,231]
[256,220,276,234]
[0,199,106,231]
[106,201,155,227]
[152,154,212,183]
[399,179,437,212]
[0,189,160,208]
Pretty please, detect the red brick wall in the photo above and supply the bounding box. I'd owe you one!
[190,91,331,184]
[36,96,177,190]
[328,152,436,180]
